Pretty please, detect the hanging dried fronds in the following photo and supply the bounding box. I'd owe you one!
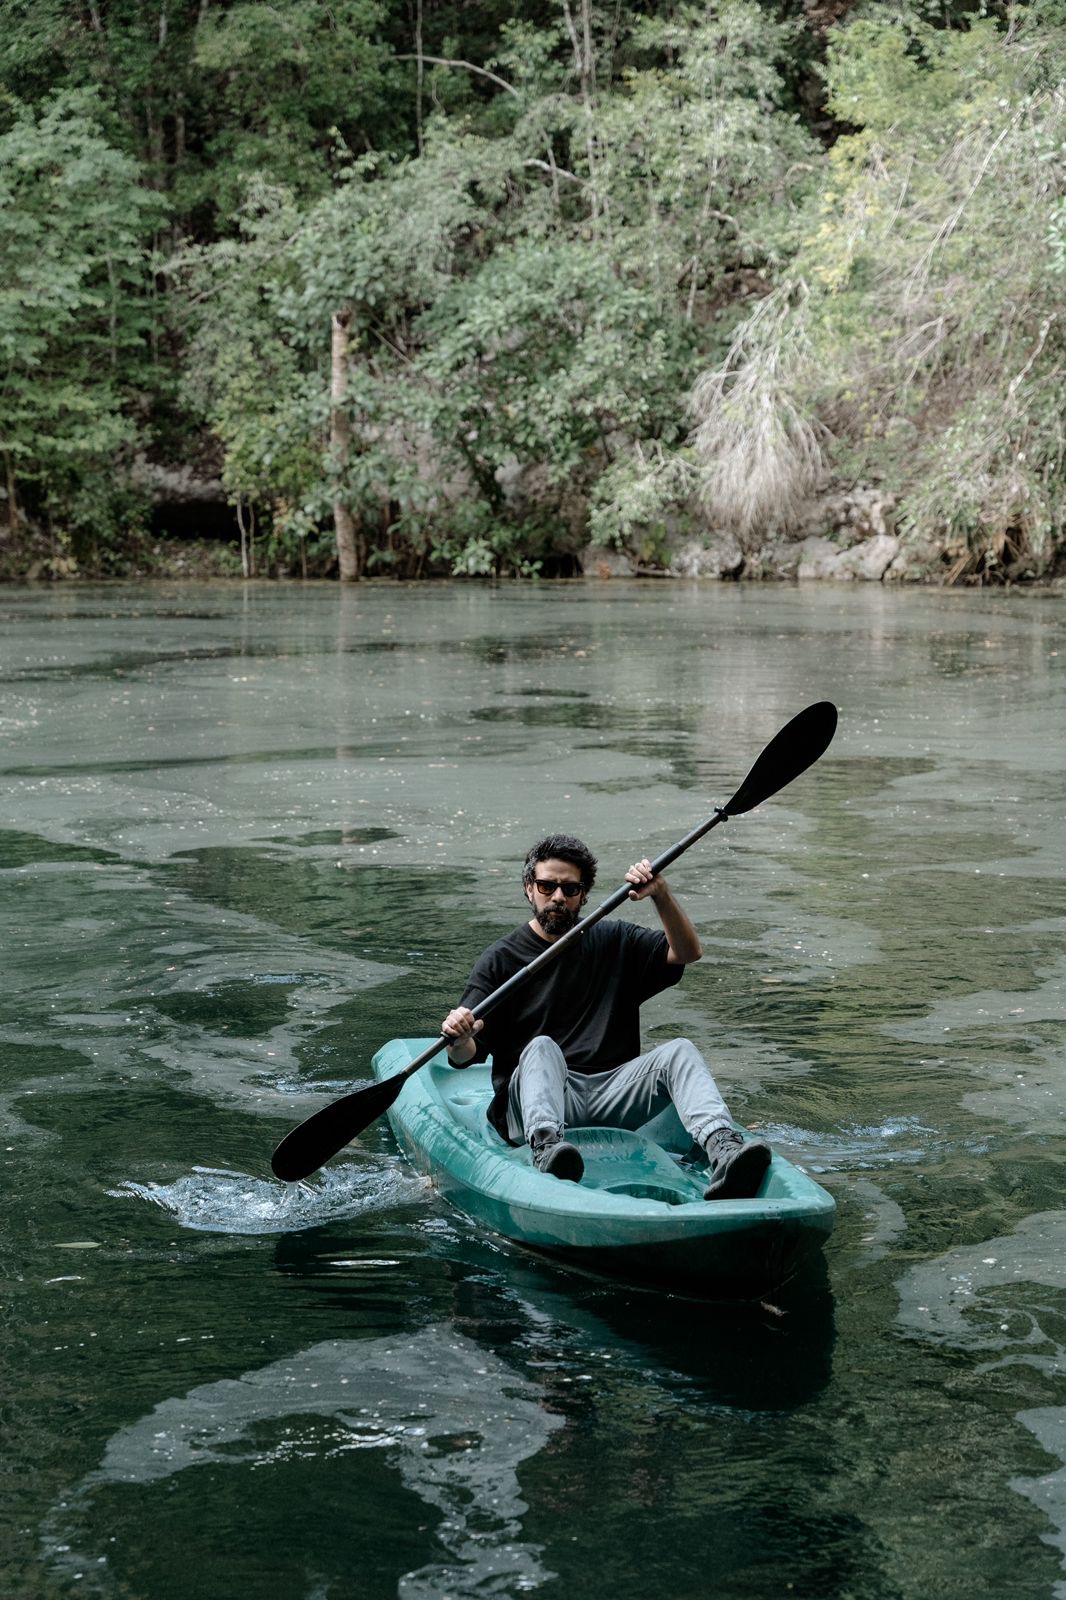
[688,284,828,540]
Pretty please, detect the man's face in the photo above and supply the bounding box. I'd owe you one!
[526,856,586,938]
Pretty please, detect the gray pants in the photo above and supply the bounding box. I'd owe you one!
[506,1035,733,1150]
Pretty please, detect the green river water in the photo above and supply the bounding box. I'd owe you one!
[2,579,1064,1600]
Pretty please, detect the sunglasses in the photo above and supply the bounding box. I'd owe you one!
[533,878,584,898]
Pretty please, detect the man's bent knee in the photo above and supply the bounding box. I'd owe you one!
[518,1035,566,1064]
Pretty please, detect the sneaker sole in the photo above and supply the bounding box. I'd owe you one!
[704,1141,771,1201]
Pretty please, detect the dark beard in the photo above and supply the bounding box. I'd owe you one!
[535,904,580,938]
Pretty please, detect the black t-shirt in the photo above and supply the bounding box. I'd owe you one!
[459,919,684,1141]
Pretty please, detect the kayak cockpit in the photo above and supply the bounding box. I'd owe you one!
[428,1059,745,1206]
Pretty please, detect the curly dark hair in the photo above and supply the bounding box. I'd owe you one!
[521,834,598,893]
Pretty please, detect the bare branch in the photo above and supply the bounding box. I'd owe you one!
[523,158,583,185]
[395,55,520,99]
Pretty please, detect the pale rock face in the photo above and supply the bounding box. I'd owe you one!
[795,536,841,580]
[667,536,745,579]
[830,532,902,581]
[795,532,900,581]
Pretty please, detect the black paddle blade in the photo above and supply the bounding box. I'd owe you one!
[270,1071,407,1183]
[722,701,837,816]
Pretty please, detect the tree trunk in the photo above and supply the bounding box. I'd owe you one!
[561,0,601,223]
[330,308,360,582]
[3,452,17,533]
[414,0,424,157]
[236,500,253,578]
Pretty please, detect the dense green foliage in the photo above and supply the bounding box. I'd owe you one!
[803,10,1066,580]
[0,92,160,569]
[0,0,1062,581]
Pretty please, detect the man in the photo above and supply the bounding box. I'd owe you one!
[441,833,772,1201]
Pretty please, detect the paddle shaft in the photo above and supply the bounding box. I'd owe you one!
[383,806,730,1092]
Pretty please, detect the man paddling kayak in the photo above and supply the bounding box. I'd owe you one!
[441,833,771,1200]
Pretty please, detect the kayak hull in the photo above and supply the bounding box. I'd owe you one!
[374,1039,836,1299]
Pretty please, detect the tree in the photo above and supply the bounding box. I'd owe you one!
[804,10,1066,577]
[176,3,828,577]
[0,92,158,560]
[573,1,826,558]
[9,0,1055,581]
[176,136,498,576]
[0,0,406,224]
[628,6,1066,580]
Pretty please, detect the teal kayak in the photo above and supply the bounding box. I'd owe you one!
[373,1039,836,1299]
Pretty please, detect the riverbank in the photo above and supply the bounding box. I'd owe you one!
[5,530,1065,587]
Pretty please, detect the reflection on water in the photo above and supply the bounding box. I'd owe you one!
[41,1247,838,1600]
[2,581,1065,1599]
[760,1113,950,1170]
[898,1211,1066,1592]
[1014,1409,1066,1584]
[897,1209,1066,1354]
[270,1223,838,1415]
[43,1325,564,1599]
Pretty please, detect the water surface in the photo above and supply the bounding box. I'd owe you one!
[2,579,1064,1598]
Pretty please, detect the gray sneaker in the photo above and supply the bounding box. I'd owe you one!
[531,1133,584,1183]
[703,1127,771,1200]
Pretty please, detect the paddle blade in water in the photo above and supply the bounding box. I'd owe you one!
[270,1072,408,1183]
[722,701,838,816]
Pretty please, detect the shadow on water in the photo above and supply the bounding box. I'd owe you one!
[511,687,592,699]
[39,1313,566,1600]
[471,699,696,735]
[452,635,600,665]
[256,827,399,849]
[158,849,436,948]
[268,1222,836,1416]
[0,636,416,686]
[0,745,416,779]
[40,1202,841,1600]
[0,828,119,868]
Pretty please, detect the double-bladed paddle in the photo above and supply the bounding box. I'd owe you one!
[270,699,838,1183]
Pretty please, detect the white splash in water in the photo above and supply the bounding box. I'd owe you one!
[110,1161,427,1235]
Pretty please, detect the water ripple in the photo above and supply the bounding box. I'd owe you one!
[758,1115,987,1173]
